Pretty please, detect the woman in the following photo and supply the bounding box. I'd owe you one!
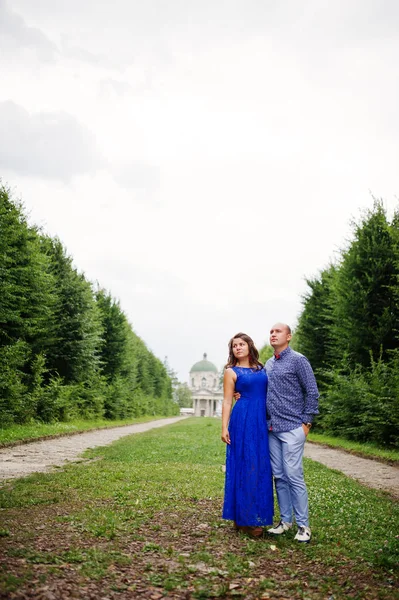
[221,332,274,536]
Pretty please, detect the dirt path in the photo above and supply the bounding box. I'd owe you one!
[0,418,398,498]
[0,417,186,481]
[304,442,399,499]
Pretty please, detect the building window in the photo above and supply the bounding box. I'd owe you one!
[192,378,194,387]
[201,377,206,388]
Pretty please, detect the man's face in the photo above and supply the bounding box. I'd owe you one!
[269,324,291,349]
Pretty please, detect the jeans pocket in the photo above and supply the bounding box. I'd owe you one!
[295,425,306,441]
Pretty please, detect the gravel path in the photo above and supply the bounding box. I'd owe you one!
[305,442,399,499]
[0,417,186,481]
[0,418,398,499]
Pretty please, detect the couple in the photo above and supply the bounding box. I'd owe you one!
[221,324,319,542]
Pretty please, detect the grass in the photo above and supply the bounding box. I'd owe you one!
[0,418,398,599]
[0,414,177,447]
[3,414,398,466]
[308,431,399,463]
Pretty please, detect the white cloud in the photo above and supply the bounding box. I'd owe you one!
[99,78,132,97]
[113,161,161,192]
[0,0,58,62]
[0,101,105,181]
[61,38,104,67]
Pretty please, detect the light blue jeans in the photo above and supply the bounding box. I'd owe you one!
[268,426,309,527]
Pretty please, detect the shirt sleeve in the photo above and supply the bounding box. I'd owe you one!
[296,356,319,422]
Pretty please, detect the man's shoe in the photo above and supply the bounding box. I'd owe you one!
[294,526,311,542]
[267,521,292,535]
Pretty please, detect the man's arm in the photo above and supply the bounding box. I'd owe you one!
[296,356,319,423]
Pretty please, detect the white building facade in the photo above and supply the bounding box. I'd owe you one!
[189,353,223,417]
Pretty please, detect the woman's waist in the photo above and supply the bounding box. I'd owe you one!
[234,395,265,403]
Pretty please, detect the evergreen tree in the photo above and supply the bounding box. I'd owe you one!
[0,184,178,424]
[96,290,174,417]
[296,265,337,374]
[174,383,193,408]
[96,289,132,381]
[0,186,54,422]
[0,186,54,353]
[41,237,103,384]
[332,201,399,369]
[259,344,274,364]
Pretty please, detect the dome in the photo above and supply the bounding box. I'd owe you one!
[190,353,218,373]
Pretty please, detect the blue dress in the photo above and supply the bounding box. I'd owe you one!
[222,366,274,526]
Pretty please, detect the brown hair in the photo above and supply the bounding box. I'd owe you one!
[225,332,263,369]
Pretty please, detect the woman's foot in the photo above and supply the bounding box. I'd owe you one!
[233,523,263,537]
[234,523,249,533]
[248,526,263,538]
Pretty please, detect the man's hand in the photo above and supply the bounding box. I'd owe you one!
[233,392,241,401]
[221,428,231,444]
[302,423,311,437]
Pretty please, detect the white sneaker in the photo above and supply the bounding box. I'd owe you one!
[267,520,292,535]
[294,526,311,542]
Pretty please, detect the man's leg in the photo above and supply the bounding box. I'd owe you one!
[280,426,309,527]
[268,430,293,524]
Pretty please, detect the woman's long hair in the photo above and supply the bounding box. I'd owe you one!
[225,332,263,369]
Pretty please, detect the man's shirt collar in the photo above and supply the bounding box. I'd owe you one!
[274,346,291,360]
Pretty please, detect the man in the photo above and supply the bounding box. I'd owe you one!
[266,323,319,543]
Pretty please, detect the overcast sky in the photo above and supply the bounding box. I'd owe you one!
[1,0,399,381]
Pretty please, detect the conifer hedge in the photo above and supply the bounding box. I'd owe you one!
[295,201,399,447]
[0,185,178,425]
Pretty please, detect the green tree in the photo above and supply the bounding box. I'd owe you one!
[0,186,54,422]
[296,199,399,446]
[0,186,54,354]
[163,356,179,390]
[96,289,133,381]
[96,291,175,418]
[259,344,274,364]
[332,201,399,369]
[174,383,193,408]
[318,355,399,447]
[41,237,103,384]
[296,265,337,374]
[0,184,178,424]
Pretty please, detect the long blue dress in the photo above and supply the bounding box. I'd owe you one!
[222,366,274,526]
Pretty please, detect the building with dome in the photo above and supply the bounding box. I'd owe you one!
[189,353,223,417]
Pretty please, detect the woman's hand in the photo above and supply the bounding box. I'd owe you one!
[221,428,231,444]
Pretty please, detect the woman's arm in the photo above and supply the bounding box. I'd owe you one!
[221,368,236,444]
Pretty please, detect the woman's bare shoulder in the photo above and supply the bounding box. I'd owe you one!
[224,367,237,381]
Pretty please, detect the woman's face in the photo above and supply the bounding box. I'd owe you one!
[232,338,249,360]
